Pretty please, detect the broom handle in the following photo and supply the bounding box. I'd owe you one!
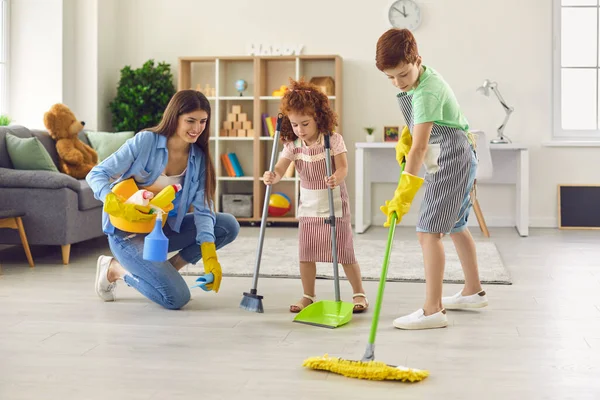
[323,133,340,303]
[251,113,283,292]
[368,161,404,346]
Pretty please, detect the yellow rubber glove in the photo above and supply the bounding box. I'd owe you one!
[103,192,155,222]
[395,126,412,165]
[200,242,222,293]
[380,171,425,227]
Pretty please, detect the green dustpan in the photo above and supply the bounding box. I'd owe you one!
[293,300,354,328]
[293,133,354,329]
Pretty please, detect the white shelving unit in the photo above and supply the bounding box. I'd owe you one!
[178,55,343,224]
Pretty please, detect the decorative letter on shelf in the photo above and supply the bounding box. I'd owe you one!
[247,44,304,56]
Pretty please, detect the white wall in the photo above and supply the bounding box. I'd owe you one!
[10,0,599,228]
[63,0,98,130]
[10,0,63,129]
[10,0,99,130]
[96,0,121,131]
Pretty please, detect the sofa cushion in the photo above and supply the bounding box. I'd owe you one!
[86,130,134,161]
[76,179,102,211]
[5,133,60,172]
[0,125,33,168]
[78,130,92,146]
[30,129,61,167]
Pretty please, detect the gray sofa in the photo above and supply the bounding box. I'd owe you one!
[0,125,104,264]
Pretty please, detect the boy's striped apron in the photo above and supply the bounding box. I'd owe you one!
[397,92,474,233]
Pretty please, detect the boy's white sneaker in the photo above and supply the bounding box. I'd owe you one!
[393,308,448,330]
[442,290,488,310]
[95,255,116,302]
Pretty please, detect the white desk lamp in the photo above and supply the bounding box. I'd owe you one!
[477,79,514,144]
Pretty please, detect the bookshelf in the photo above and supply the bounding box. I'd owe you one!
[178,55,343,225]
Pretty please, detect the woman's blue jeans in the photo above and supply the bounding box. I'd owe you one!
[107,212,240,310]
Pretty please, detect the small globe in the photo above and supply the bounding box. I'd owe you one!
[235,79,248,93]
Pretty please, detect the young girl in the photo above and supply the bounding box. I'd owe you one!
[262,79,368,314]
[87,90,240,310]
[376,28,488,330]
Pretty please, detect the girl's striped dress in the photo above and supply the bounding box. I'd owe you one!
[280,133,357,264]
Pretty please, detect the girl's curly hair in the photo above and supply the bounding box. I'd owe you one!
[279,78,338,142]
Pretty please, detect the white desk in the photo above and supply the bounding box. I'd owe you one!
[354,142,529,236]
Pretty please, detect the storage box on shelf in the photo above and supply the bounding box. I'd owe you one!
[178,55,342,225]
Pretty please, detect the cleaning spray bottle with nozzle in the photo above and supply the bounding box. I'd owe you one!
[143,207,169,262]
[142,184,182,261]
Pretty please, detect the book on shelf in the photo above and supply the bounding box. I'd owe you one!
[220,154,236,177]
[262,114,278,137]
[220,152,244,177]
[228,153,244,177]
[261,113,269,137]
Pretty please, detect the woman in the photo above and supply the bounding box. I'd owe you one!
[87,90,239,310]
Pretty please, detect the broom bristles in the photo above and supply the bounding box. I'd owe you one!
[302,354,429,382]
[240,292,264,313]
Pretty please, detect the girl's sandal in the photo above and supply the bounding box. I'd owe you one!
[290,294,316,313]
[352,293,369,313]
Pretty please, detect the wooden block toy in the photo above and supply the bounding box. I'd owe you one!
[223,121,234,130]
[220,129,230,137]
[238,113,247,122]
[232,105,242,114]
[196,84,202,91]
[227,113,236,122]
[247,129,255,137]
[234,121,243,130]
[237,129,247,137]
[243,121,252,130]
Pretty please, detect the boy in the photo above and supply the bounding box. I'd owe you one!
[376,28,488,330]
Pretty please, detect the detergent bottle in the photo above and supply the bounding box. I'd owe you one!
[150,184,182,210]
[125,190,154,206]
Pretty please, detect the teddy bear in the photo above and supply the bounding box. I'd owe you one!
[43,103,98,180]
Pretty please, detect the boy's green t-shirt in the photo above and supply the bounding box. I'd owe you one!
[402,65,470,132]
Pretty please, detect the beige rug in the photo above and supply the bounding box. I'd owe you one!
[180,236,511,285]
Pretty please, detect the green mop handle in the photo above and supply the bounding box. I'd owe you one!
[367,160,404,346]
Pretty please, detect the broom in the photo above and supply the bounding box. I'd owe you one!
[302,161,429,382]
[240,113,284,313]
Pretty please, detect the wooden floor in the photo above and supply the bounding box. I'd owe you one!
[1,226,600,399]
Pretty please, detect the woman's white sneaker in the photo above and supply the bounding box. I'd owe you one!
[95,255,116,302]
[393,308,448,330]
[442,290,488,310]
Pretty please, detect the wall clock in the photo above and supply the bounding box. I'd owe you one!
[388,0,422,31]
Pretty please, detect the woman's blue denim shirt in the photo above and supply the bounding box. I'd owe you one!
[86,130,216,244]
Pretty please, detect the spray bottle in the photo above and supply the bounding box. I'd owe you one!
[142,184,183,262]
[142,207,169,262]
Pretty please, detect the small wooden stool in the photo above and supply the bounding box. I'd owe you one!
[0,210,35,267]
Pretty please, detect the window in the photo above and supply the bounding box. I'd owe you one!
[0,0,7,116]
[553,0,600,139]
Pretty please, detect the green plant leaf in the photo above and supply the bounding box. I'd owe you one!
[109,59,176,133]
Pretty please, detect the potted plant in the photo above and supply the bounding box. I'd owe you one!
[109,59,176,133]
[0,115,11,126]
[364,127,375,142]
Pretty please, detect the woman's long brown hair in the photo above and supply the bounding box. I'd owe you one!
[147,90,216,209]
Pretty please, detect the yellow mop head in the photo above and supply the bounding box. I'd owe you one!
[302,354,429,382]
